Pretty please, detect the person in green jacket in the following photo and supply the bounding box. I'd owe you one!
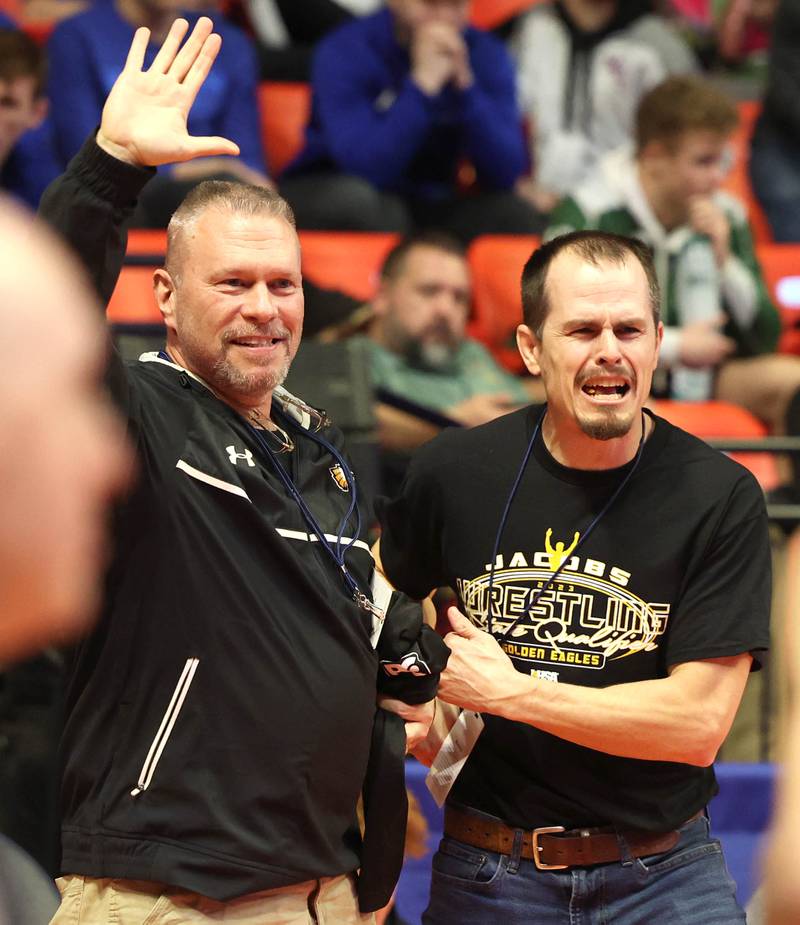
[547,74,800,453]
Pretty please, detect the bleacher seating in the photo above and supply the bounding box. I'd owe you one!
[125,229,168,259]
[257,82,311,178]
[651,399,780,491]
[108,266,160,324]
[756,243,800,355]
[298,231,398,301]
[20,19,55,44]
[111,230,399,324]
[467,234,540,373]
[469,0,544,30]
[723,100,773,245]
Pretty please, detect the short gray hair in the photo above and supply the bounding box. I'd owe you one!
[165,181,296,281]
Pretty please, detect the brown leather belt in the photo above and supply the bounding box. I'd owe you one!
[444,805,702,871]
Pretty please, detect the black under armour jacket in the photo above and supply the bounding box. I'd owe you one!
[39,137,445,905]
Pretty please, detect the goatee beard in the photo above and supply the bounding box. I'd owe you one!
[578,413,635,441]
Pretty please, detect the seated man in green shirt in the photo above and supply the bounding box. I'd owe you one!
[363,231,541,452]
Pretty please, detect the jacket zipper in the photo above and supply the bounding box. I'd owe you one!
[130,657,199,797]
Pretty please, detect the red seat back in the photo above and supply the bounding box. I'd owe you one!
[755,243,800,355]
[299,231,400,302]
[652,399,780,490]
[467,234,541,373]
[721,100,773,245]
[108,266,161,324]
[257,82,311,177]
[469,0,543,30]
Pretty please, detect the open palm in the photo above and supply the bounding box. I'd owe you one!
[98,17,240,167]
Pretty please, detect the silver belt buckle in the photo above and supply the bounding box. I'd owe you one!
[532,825,567,870]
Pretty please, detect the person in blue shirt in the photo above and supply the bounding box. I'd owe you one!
[0,26,62,210]
[281,0,545,241]
[46,0,270,226]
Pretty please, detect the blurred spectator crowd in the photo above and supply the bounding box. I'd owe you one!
[3,1,800,913]
[2,0,800,532]
[2,0,800,507]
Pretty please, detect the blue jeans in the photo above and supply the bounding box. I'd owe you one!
[423,814,745,924]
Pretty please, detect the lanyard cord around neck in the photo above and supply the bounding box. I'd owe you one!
[244,409,380,615]
[157,351,377,616]
[486,407,648,639]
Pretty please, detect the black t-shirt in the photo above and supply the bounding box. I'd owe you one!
[378,406,771,832]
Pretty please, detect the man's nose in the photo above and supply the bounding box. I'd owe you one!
[241,283,278,320]
[595,327,622,364]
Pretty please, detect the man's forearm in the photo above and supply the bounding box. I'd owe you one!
[39,134,152,306]
[471,655,751,766]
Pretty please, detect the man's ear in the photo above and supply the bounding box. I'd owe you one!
[153,268,177,332]
[516,323,542,377]
[372,279,391,318]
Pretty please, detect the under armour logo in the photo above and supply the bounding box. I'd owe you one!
[226,445,255,467]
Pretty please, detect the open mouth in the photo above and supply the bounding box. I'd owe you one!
[581,380,631,400]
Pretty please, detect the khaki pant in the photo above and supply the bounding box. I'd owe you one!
[51,873,375,924]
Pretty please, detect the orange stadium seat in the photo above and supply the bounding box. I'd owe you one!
[651,399,780,491]
[126,229,168,259]
[722,100,773,245]
[470,0,543,30]
[756,243,800,355]
[107,266,161,325]
[467,234,540,373]
[120,231,396,307]
[298,231,400,302]
[257,82,311,178]
[20,19,56,43]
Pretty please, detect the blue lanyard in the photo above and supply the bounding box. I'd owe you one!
[486,406,647,639]
[243,411,377,614]
[158,351,378,615]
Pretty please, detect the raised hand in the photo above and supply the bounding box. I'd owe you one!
[96,17,240,168]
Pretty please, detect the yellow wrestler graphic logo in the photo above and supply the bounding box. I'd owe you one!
[455,528,671,671]
[545,528,580,570]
